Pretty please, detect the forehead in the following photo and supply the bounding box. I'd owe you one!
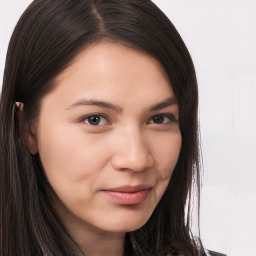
[42,42,175,110]
[56,41,169,83]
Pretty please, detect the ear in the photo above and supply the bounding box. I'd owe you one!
[16,104,38,155]
[27,120,38,155]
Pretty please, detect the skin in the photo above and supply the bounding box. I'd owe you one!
[28,42,182,256]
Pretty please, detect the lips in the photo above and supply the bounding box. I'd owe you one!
[102,185,153,205]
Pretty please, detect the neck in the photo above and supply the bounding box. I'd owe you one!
[76,229,125,256]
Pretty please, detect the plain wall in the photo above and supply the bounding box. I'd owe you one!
[1,1,255,255]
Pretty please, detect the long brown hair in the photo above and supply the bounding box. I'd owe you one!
[0,0,205,255]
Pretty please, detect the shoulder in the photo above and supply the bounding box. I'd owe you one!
[206,250,227,256]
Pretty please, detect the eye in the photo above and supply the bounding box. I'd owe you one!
[147,114,178,125]
[83,114,110,126]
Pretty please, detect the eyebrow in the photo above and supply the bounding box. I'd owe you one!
[147,97,178,111]
[66,97,177,113]
[66,99,123,113]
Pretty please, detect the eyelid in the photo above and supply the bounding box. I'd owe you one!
[147,113,179,124]
[76,112,179,127]
[78,113,111,126]
[164,113,179,123]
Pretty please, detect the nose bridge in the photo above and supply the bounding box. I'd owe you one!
[112,125,153,171]
[128,126,146,161]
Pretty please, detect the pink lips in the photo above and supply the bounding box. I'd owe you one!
[103,185,152,205]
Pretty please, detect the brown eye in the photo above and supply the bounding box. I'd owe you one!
[147,114,178,125]
[152,115,165,124]
[85,115,109,126]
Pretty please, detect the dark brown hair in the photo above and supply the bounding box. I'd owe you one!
[0,0,205,255]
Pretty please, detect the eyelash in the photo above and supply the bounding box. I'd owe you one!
[81,114,110,126]
[147,113,178,125]
[79,113,178,126]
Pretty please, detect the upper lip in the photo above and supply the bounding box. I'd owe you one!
[103,184,153,193]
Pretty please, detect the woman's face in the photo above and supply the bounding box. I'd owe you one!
[32,42,182,234]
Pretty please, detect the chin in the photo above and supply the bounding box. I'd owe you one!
[99,211,152,233]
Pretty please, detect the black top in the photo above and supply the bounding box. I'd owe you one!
[208,250,227,256]
[169,250,227,256]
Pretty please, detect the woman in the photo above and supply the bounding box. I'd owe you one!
[0,0,205,255]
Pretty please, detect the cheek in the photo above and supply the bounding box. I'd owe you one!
[149,132,182,205]
[151,131,182,179]
[36,124,113,214]
[36,122,110,188]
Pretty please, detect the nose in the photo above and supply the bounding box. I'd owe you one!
[111,127,154,172]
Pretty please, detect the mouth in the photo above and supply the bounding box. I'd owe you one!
[102,185,153,205]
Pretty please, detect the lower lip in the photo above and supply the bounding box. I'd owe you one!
[103,189,151,205]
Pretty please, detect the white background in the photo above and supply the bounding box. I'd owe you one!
[1,1,255,255]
